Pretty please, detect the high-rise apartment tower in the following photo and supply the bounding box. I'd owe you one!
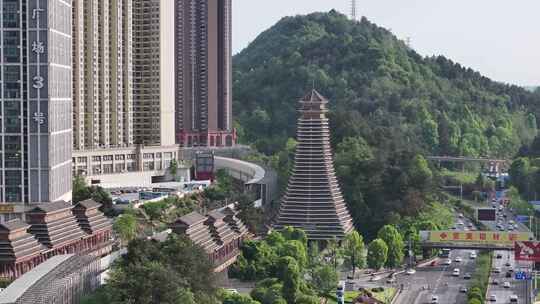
[0,0,73,220]
[72,0,134,150]
[132,0,176,146]
[175,0,235,147]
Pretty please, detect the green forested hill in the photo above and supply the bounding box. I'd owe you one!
[234,11,538,157]
[233,11,540,238]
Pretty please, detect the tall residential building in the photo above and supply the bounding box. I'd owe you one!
[72,0,133,151]
[274,90,354,241]
[132,0,176,146]
[175,0,235,147]
[0,0,73,220]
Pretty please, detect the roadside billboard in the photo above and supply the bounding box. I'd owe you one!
[477,208,496,221]
[515,241,540,262]
[428,230,530,244]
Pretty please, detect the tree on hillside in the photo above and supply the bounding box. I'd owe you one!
[408,155,433,191]
[343,231,366,277]
[325,237,342,270]
[278,240,308,268]
[367,239,388,270]
[250,279,287,304]
[105,235,219,304]
[377,225,404,268]
[113,212,137,245]
[73,175,91,203]
[106,261,196,304]
[509,157,532,198]
[72,175,113,214]
[311,265,338,303]
[222,292,261,304]
[277,257,301,304]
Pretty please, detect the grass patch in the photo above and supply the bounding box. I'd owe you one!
[325,291,360,304]
[371,287,396,303]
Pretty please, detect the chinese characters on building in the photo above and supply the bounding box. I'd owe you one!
[31,3,46,125]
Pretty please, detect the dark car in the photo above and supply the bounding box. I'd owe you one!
[496,253,503,259]
[463,273,472,280]
[506,271,512,278]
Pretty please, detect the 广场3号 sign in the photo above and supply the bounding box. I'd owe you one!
[429,230,530,244]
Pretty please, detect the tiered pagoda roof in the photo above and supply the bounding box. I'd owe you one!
[221,206,249,236]
[172,211,220,253]
[274,90,354,240]
[0,220,46,263]
[72,199,113,235]
[26,201,87,248]
[206,210,237,246]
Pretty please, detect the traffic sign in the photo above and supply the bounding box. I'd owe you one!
[516,215,529,223]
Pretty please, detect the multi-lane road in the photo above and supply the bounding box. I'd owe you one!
[407,248,477,303]
[481,206,532,304]
[394,203,533,304]
[394,216,480,303]
[486,249,526,303]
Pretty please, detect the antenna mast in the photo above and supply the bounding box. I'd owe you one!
[350,0,357,21]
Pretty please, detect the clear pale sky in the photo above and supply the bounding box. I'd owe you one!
[232,0,540,86]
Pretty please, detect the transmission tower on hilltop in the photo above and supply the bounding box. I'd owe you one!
[350,0,357,21]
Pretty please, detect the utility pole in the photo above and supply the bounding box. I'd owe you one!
[408,235,413,268]
[350,0,357,21]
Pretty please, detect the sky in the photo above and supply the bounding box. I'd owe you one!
[232,0,540,87]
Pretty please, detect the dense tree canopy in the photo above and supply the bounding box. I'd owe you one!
[377,225,404,268]
[233,10,540,238]
[367,238,388,270]
[93,235,220,304]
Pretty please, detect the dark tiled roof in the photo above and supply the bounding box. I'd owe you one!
[301,89,327,103]
[178,211,206,226]
[0,220,46,263]
[27,203,86,248]
[75,199,101,210]
[0,219,30,232]
[29,201,72,214]
[207,210,226,220]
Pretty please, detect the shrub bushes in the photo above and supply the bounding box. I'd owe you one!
[467,251,492,303]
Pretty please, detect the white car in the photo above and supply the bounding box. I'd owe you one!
[503,281,511,288]
[469,252,477,259]
[406,268,416,275]
[489,294,497,302]
[493,267,502,273]
[452,268,460,276]
[225,289,238,294]
[510,295,518,302]
[454,257,462,262]
[431,295,439,304]
[442,259,452,266]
